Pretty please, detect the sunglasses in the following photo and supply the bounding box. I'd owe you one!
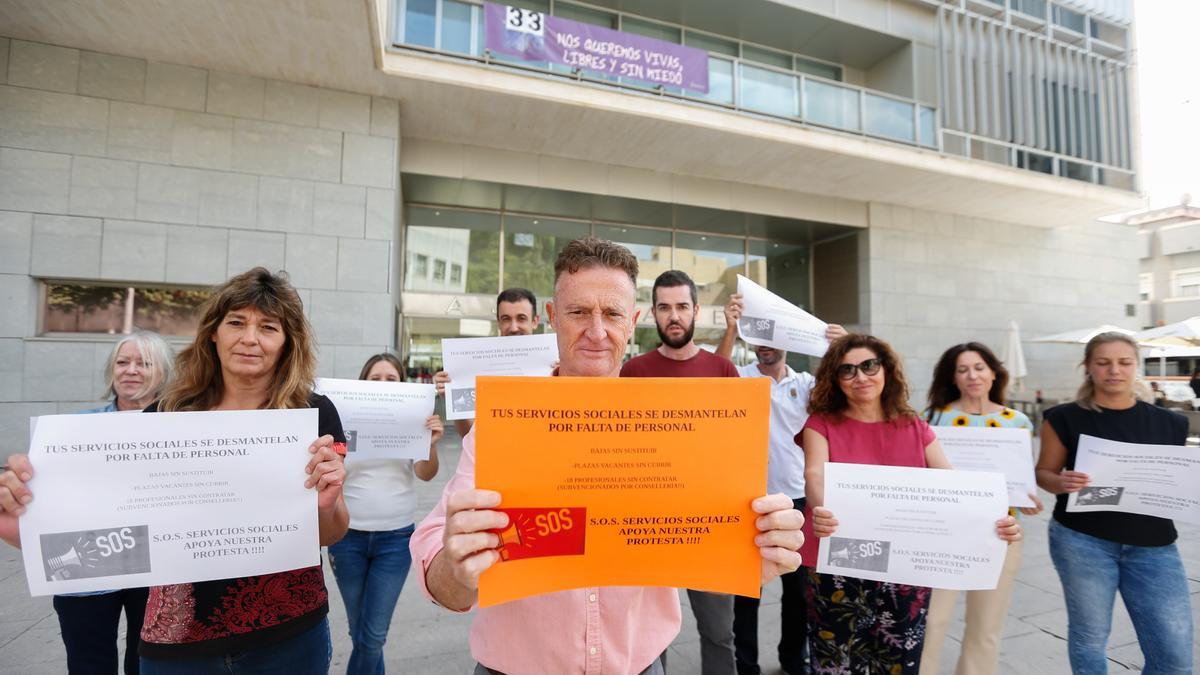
[836,358,883,380]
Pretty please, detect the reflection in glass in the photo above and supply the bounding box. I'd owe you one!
[691,57,733,105]
[441,0,474,54]
[405,206,501,293]
[804,79,861,131]
[747,240,812,372]
[503,216,591,300]
[744,45,792,69]
[593,224,673,303]
[504,185,592,219]
[404,0,437,48]
[676,205,744,235]
[864,94,915,143]
[42,283,211,336]
[673,232,744,309]
[740,64,798,117]
[795,57,842,82]
[683,31,738,57]
[919,106,938,148]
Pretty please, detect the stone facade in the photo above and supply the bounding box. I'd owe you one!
[0,37,400,450]
[865,203,1139,406]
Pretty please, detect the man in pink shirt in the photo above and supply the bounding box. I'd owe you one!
[410,237,805,675]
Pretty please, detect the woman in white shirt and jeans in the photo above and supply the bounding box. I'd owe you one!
[328,353,443,674]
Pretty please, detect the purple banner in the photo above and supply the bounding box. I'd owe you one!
[484,3,709,93]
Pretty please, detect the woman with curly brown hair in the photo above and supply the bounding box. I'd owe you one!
[797,334,1021,675]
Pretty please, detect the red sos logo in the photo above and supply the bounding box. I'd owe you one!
[534,509,574,536]
[494,507,587,561]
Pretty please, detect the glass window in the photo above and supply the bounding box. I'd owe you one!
[413,253,429,277]
[620,16,680,44]
[748,240,809,307]
[864,93,915,143]
[676,205,745,235]
[502,216,591,300]
[919,106,938,148]
[747,240,811,371]
[451,263,463,285]
[1063,160,1093,183]
[555,2,616,28]
[1139,273,1152,302]
[1017,150,1054,174]
[804,79,860,131]
[42,283,212,336]
[593,224,673,303]
[673,232,744,308]
[592,195,673,227]
[1010,0,1047,19]
[490,0,550,68]
[432,258,447,282]
[403,175,504,210]
[441,0,474,54]
[1173,270,1200,298]
[1052,5,1086,33]
[405,206,501,293]
[404,0,437,48]
[740,63,798,117]
[742,45,792,70]
[683,31,738,57]
[504,185,592,219]
[795,57,841,82]
[690,56,733,105]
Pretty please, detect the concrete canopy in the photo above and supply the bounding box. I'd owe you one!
[0,0,1144,227]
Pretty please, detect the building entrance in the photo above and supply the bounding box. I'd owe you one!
[399,175,860,373]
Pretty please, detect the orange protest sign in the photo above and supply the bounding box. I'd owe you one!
[474,375,769,608]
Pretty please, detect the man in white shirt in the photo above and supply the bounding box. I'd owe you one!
[716,292,844,675]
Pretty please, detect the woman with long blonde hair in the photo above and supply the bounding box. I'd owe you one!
[1036,332,1192,674]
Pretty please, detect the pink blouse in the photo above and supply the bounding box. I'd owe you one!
[794,413,935,565]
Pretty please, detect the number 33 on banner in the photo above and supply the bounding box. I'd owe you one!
[505,5,544,36]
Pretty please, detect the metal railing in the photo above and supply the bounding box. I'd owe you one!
[391,0,941,151]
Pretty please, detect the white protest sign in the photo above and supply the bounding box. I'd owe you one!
[817,462,1008,590]
[441,333,559,420]
[20,409,319,596]
[736,275,829,357]
[315,378,435,460]
[1066,434,1200,524]
[934,426,1038,508]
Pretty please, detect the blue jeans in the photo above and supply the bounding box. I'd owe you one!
[139,618,331,674]
[327,525,415,675]
[1048,519,1194,674]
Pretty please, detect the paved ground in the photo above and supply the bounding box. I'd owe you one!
[1,431,1197,673]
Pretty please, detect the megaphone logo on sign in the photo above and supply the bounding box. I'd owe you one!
[492,507,587,562]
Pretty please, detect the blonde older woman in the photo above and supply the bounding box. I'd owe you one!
[2,269,348,674]
[1,331,175,675]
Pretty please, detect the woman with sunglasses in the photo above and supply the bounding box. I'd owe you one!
[798,334,1021,675]
[919,343,1040,675]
